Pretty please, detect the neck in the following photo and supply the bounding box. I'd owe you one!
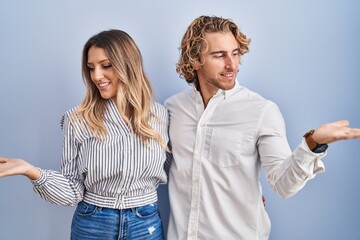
[114,100,131,124]
[197,82,217,108]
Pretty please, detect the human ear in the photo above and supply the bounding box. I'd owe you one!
[193,61,201,70]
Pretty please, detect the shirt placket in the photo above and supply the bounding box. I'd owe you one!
[187,92,222,239]
[114,136,133,209]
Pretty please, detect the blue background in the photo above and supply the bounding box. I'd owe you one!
[0,0,359,239]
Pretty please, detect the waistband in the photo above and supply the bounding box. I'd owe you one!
[83,191,158,209]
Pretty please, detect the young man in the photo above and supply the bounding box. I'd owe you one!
[164,15,360,239]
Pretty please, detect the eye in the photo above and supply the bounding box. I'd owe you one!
[214,54,224,59]
[87,66,94,71]
[102,63,112,69]
[232,50,240,56]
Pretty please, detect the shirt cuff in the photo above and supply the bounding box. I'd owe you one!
[31,168,48,186]
[295,139,326,176]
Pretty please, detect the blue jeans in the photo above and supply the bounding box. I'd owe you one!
[71,201,164,240]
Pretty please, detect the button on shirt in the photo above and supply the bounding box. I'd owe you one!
[165,81,326,240]
[32,100,169,209]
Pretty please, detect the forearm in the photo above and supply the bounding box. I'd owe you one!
[32,169,84,206]
[265,139,326,198]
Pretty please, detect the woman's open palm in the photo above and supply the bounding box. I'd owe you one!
[0,157,40,180]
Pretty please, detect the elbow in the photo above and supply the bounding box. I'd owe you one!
[272,180,306,199]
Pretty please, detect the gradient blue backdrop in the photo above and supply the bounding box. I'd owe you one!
[1,1,359,239]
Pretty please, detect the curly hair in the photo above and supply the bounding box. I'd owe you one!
[176,15,251,83]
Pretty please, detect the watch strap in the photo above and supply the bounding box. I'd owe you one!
[304,130,317,150]
[304,129,328,153]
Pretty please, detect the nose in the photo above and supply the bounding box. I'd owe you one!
[93,68,104,81]
[224,56,237,70]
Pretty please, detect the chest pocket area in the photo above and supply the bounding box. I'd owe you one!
[208,128,255,167]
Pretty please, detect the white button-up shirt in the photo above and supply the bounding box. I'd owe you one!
[165,81,325,240]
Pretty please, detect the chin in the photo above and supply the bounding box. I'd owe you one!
[100,94,112,100]
[222,83,235,90]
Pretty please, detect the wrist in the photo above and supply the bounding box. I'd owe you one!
[304,130,328,153]
[25,163,41,180]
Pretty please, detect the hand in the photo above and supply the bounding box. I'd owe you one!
[312,120,360,144]
[0,157,41,180]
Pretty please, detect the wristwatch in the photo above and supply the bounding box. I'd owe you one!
[303,130,328,153]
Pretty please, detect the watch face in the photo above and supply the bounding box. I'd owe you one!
[313,144,328,153]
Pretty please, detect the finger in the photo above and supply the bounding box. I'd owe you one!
[334,128,360,141]
[332,120,350,127]
[347,128,360,139]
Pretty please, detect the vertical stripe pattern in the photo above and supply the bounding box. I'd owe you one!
[32,100,169,209]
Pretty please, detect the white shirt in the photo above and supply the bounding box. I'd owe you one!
[32,99,169,209]
[165,81,325,240]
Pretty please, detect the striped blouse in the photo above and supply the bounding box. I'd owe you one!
[32,99,169,209]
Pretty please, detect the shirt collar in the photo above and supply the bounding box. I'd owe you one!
[192,80,240,100]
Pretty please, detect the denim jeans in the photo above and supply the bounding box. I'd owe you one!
[71,201,164,240]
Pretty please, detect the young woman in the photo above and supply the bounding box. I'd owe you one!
[0,29,169,240]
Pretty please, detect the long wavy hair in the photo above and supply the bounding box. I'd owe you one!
[176,15,251,84]
[73,29,167,150]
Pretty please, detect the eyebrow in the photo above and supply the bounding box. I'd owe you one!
[209,48,240,55]
[87,59,110,65]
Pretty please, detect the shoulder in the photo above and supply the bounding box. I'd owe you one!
[230,86,280,118]
[241,87,282,117]
[60,106,79,129]
[153,101,166,110]
[238,86,277,106]
[237,86,266,101]
[164,89,192,108]
[152,101,168,118]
